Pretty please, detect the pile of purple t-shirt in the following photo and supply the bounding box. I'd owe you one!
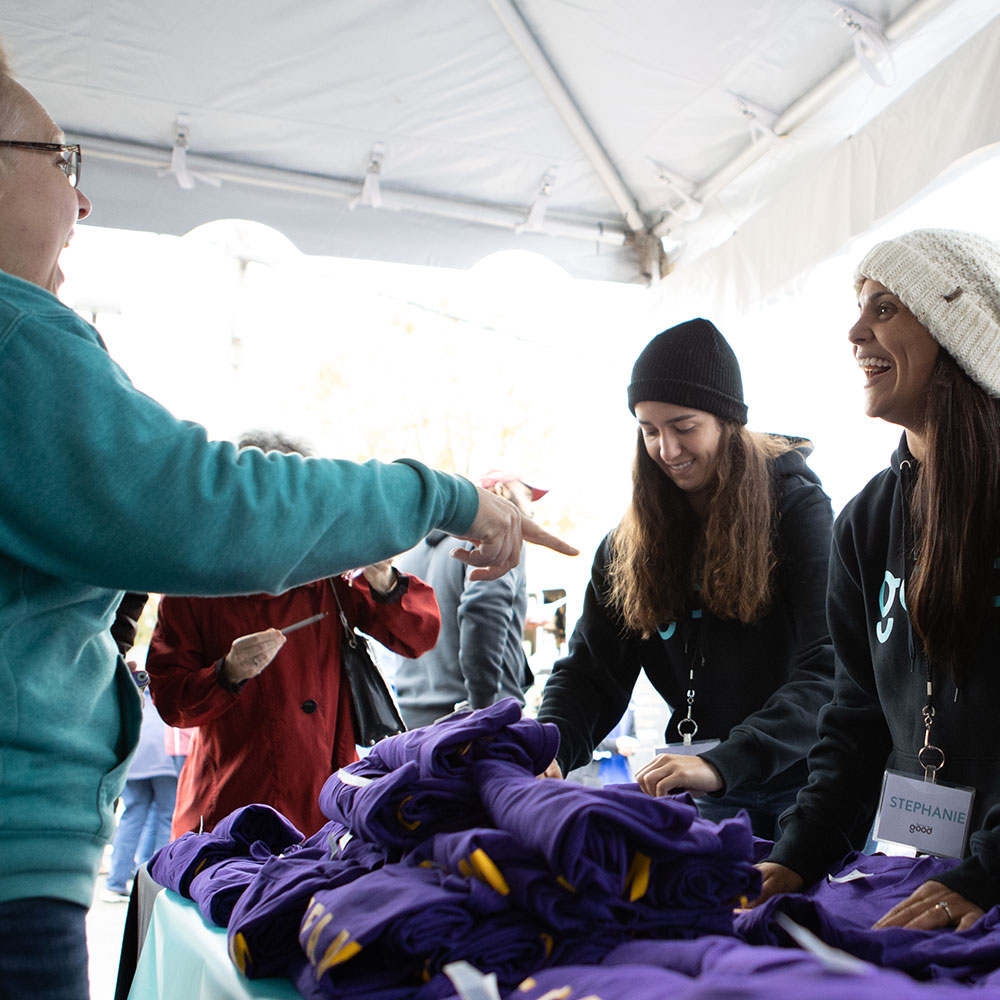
[318,699,560,848]
[146,701,763,999]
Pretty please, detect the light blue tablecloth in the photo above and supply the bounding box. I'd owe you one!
[128,889,300,1000]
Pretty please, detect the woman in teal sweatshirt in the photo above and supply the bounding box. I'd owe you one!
[0,50,574,999]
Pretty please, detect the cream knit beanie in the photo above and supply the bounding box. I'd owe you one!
[854,228,1000,398]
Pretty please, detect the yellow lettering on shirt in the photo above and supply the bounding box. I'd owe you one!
[469,848,511,895]
[314,930,362,978]
[228,931,251,975]
[624,852,651,902]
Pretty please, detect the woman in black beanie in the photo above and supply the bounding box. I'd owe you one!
[537,318,836,837]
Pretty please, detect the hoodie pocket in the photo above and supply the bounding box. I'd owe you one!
[95,655,142,840]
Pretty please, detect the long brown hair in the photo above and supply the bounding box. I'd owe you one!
[607,423,797,635]
[908,351,1000,682]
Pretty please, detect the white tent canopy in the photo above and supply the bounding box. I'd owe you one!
[4,0,1000,295]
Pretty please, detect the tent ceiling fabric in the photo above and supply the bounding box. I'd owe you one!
[3,0,999,289]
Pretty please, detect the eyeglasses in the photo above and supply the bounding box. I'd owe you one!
[0,141,81,187]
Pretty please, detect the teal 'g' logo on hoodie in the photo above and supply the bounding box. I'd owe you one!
[877,569,905,643]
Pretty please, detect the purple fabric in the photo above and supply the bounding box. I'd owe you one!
[405,827,624,937]
[291,957,455,1000]
[736,851,1000,982]
[500,964,987,1000]
[498,962,695,1000]
[292,820,346,861]
[441,906,560,987]
[474,759,759,907]
[365,698,557,779]
[319,760,488,849]
[298,862,560,997]
[363,698,522,771]
[318,702,560,851]
[404,826,733,949]
[226,853,372,979]
[188,855,265,925]
[299,863,501,966]
[603,935,859,977]
[210,802,304,849]
[298,816,398,868]
[596,937,989,1000]
[751,835,775,864]
[492,937,990,1000]
[148,803,303,896]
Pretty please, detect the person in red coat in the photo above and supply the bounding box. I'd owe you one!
[146,432,441,837]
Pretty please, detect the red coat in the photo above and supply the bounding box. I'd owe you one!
[146,574,439,836]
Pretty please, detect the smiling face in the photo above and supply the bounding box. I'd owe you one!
[634,400,723,502]
[850,279,940,438]
[0,81,91,292]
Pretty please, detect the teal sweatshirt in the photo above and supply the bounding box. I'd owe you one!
[0,270,478,907]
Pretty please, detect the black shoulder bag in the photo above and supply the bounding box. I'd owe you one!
[330,580,407,746]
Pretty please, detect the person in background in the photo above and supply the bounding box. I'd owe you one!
[756,230,1000,932]
[147,431,443,837]
[164,722,195,776]
[0,51,576,1000]
[565,703,639,787]
[393,471,545,728]
[104,657,177,900]
[538,319,835,837]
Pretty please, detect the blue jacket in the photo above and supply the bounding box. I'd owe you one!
[0,270,478,907]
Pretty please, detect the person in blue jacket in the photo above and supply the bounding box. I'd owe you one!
[393,470,545,729]
[104,675,178,899]
[538,319,835,837]
[757,229,1000,933]
[0,50,575,999]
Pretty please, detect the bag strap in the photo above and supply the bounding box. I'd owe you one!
[329,579,359,649]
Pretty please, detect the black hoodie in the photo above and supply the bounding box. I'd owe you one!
[769,434,1000,909]
[538,442,835,798]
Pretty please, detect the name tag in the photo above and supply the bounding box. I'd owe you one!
[655,739,721,757]
[873,769,974,860]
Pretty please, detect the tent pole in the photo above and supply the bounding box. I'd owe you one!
[487,0,647,235]
[74,135,628,248]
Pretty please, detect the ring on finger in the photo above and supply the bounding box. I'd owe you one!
[934,900,954,923]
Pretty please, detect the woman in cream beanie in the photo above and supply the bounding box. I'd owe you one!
[756,229,1000,933]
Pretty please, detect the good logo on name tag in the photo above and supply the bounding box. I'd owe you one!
[873,770,974,860]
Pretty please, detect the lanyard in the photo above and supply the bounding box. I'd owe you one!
[676,605,704,747]
[900,456,946,784]
[918,672,946,783]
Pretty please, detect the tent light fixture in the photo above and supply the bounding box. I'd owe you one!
[350,141,387,209]
[730,93,779,143]
[516,167,558,233]
[830,2,895,86]
[648,158,703,223]
[159,112,221,190]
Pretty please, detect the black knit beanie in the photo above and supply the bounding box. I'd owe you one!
[627,318,748,424]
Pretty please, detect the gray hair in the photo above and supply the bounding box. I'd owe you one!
[0,43,29,180]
